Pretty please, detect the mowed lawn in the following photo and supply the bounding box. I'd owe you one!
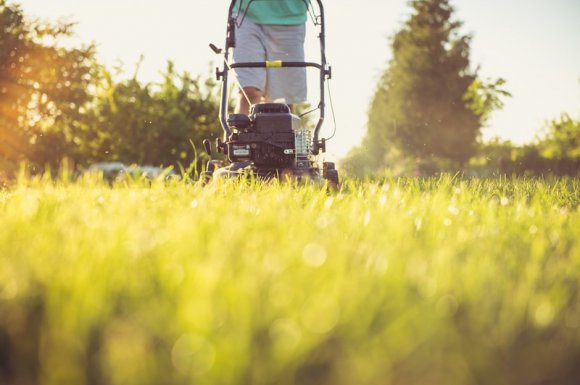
[1,175,579,385]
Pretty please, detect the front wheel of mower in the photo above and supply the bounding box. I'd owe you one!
[325,169,339,191]
[202,161,219,185]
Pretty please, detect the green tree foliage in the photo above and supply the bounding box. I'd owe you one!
[74,62,221,170]
[0,0,95,172]
[469,115,580,176]
[539,113,580,160]
[0,1,222,176]
[344,0,509,176]
[464,77,511,127]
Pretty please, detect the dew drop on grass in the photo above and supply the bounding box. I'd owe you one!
[315,214,329,229]
[324,197,333,209]
[302,242,327,267]
[419,278,438,298]
[549,231,560,245]
[263,253,284,274]
[164,263,185,285]
[363,211,371,226]
[534,300,555,327]
[0,279,18,300]
[379,195,387,206]
[300,296,339,334]
[414,217,423,231]
[436,295,458,317]
[269,282,293,308]
[270,318,302,352]
[447,205,459,215]
[21,194,39,217]
[172,334,216,376]
[367,255,389,276]
[406,258,428,280]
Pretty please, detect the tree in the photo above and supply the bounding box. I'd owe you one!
[73,62,221,171]
[1,1,222,175]
[348,0,508,174]
[467,112,580,177]
[539,113,580,160]
[0,0,95,173]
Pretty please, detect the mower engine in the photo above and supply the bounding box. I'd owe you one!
[226,103,311,170]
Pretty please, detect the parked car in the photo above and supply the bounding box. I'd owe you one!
[86,162,179,182]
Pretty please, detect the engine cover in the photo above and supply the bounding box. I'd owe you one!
[227,103,302,168]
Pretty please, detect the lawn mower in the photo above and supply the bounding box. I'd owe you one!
[203,0,339,188]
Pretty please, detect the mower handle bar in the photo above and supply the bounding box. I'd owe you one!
[230,61,324,70]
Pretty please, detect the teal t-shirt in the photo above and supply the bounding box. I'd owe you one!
[233,0,308,25]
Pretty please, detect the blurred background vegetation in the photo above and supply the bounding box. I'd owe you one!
[0,0,221,181]
[340,0,579,178]
[1,0,579,182]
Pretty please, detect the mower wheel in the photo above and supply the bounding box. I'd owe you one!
[326,169,340,190]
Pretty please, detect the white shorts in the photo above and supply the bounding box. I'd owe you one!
[233,20,307,104]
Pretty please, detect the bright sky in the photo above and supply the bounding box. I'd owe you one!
[19,0,580,159]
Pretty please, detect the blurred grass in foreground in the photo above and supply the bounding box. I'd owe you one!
[0,175,579,385]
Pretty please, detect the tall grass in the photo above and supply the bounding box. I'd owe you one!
[0,175,579,385]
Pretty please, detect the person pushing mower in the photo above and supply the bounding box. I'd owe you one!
[204,0,338,188]
[232,0,309,114]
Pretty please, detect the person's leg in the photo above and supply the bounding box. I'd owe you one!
[233,20,267,114]
[235,86,263,115]
[263,24,307,108]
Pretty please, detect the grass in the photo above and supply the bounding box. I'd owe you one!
[0,175,579,385]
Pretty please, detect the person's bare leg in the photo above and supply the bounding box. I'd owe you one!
[236,87,263,115]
